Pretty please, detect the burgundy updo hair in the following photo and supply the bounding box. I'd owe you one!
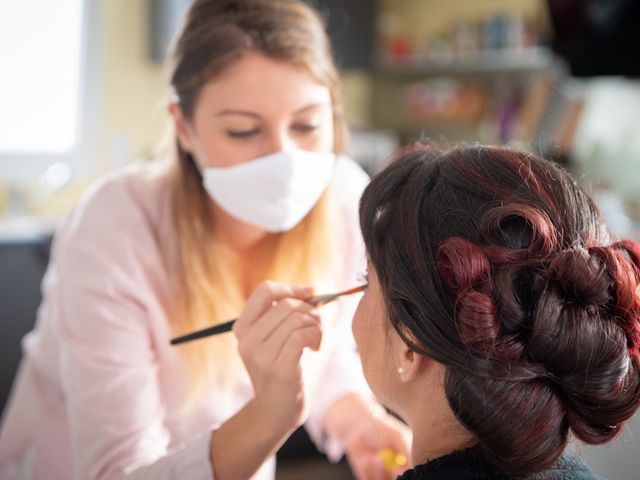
[359,143,640,476]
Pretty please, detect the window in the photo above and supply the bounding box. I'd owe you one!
[0,0,85,154]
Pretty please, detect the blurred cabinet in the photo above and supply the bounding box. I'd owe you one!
[307,0,375,70]
[0,223,52,414]
[148,0,192,62]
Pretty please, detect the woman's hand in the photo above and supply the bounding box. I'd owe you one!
[233,281,322,436]
[324,394,412,480]
[210,281,323,479]
[345,411,411,480]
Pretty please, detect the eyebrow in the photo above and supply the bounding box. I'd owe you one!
[215,109,260,118]
[214,102,327,118]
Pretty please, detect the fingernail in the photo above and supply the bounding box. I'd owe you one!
[294,285,314,296]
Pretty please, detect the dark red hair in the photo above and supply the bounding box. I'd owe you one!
[359,143,640,475]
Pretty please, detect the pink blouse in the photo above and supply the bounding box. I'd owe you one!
[0,157,372,480]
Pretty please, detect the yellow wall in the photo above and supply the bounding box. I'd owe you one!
[341,70,374,128]
[97,0,169,173]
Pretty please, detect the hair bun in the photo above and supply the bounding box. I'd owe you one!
[589,241,640,354]
[547,247,611,307]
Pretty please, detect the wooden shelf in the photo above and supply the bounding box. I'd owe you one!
[376,47,558,76]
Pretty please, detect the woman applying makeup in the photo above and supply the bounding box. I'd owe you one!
[0,1,409,479]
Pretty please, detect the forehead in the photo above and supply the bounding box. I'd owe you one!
[198,52,331,114]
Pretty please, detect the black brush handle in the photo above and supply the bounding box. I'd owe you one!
[170,320,235,345]
[169,284,367,346]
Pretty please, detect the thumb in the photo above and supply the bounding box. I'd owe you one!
[292,285,315,299]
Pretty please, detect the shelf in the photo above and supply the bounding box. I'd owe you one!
[376,47,558,76]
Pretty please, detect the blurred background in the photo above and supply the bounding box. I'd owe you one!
[1,0,640,478]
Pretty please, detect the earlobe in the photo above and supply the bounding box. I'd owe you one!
[398,344,426,383]
[168,102,195,153]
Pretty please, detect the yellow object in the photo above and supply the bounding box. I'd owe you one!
[378,448,408,472]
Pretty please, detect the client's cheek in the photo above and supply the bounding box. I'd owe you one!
[352,302,366,349]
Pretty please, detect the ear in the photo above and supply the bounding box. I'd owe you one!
[168,102,195,154]
[397,339,428,383]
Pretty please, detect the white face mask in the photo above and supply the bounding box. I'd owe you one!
[199,148,335,233]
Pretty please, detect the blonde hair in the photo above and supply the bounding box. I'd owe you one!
[164,0,347,399]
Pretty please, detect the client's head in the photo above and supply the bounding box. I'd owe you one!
[353,143,640,475]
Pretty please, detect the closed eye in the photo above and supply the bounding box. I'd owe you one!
[227,128,260,139]
[292,124,319,133]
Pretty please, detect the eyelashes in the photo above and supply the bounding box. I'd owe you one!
[292,124,319,133]
[227,129,259,139]
[226,124,320,139]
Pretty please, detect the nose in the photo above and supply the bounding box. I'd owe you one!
[265,128,295,154]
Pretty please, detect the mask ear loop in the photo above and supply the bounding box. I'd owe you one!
[184,125,210,180]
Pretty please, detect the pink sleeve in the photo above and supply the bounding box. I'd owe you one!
[54,180,215,480]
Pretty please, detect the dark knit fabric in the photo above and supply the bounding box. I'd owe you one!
[396,446,602,480]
